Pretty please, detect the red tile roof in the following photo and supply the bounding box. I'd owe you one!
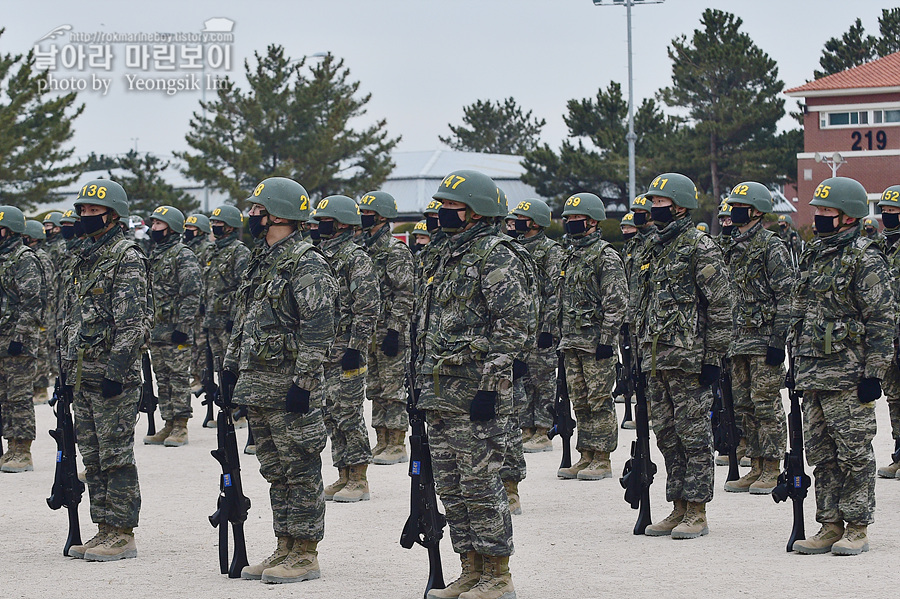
[786,51,900,95]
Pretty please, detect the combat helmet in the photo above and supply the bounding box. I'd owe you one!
[561,192,606,221]
[74,179,129,217]
[0,206,27,234]
[726,182,773,213]
[249,177,312,222]
[315,195,362,226]
[210,205,244,229]
[151,206,186,234]
[809,177,869,219]
[432,170,501,218]
[645,173,699,209]
[511,198,552,228]
[24,220,46,240]
[185,213,211,234]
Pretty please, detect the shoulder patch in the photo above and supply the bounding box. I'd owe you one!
[862,272,880,288]
[699,264,717,279]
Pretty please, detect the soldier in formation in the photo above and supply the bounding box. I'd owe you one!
[776,214,803,267]
[22,220,55,405]
[184,213,214,392]
[877,185,900,479]
[204,205,250,367]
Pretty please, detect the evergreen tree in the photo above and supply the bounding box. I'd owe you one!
[814,18,875,78]
[440,97,546,155]
[178,46,400,209]
[109,150,198,218]
[83,152,121,171]
[875,8,900,58]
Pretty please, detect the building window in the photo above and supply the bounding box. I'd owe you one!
[824,108,899,128]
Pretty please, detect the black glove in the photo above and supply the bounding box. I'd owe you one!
[765,345,786,367]
[285,383,311,414]
[101,378,123,398]
[513,359,529,381]
[341,348,361,371]
[199,304,206,316]
[171,330,189,345]
[221,369,238,389]
[381,329,400,357]
[595,344,614,360]
[698,364,721,387]
[858,377,882,403]
[537,332,553,349]
[470,390,498,422]
[7,341,23,356]
[225,320,235,333]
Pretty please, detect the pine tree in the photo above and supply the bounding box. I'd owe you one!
[875,8,900,58]
[440,97,546,155]
[109,150,199,218]
[814,18,876,78]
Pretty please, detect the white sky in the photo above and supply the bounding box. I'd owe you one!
[0,1,890,163]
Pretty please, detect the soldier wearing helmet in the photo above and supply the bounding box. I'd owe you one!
[876,184,900,480]
[183,213,214,392]
[695,222,709,233]
[142,205,201,448]
[358,191,415,465]
[555,192,627,484]
[721,182,795,496]
[313,194,380,504]
[22,220,55,405]
[791,177,895,556]
[623,195,658,388]
[0,206,43,475]
[641,173,733,539]
[860,216,885,250]
[64,179,152,561]
[220,176,338,583]
[775,214,803,267]
[417,170,532,599]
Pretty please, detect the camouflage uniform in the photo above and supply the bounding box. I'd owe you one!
[224,230,337,542]
[881,232,900,468]
[319,229,380,469]
[203,231,250,363]
[66,225,150,529]
[776,226,803,268]
[362,224,414,433]
[623,224,657,358]
[185,232,214,385]
[32,244,56,390]
[418,220,532,557]
[643,216,733,504]
[558,230,627,460]
[149,234,201,421]
[792,225,895,526]
[724,220,793,460]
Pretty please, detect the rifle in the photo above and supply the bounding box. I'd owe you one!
[140,352,158,437]
[47,355,85,557]
[619,356,657,534]
[772,347,811,552]
[547,352,575,469]
[209,364,251,578]
[232,404,256,454]
[711,358,741,482]
[196,335,218,428]
[619,324,635,429]
[400,355,446,599]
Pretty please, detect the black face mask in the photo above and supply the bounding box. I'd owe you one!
[564,219,587,237]
[438,207,466,232]
[425,214,439,232]
[650,205,674,224]
[883,213,900,230]
[514,219,530,233]
[722,224,736,236]
[183,229,196,242]
[316,220,335,239]
[360,214,377,230]
[74,220,85,237]
[411,242,426,254]
[779,224,788,230]
[151,229,167,243]
[814,214,839,235]
[45,229,56,241]
[507,226,522,238]
[632,211,648,227]
[81,212,109,236]
[247,214,267,239]
[211,224,226,238]
[729,206,752,225]
[61,226,75,240]
[309,227,321,241]
[622,231,636,241]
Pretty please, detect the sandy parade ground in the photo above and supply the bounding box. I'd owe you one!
[2,386,898,599]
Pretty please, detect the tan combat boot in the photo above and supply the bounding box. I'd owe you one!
[143,420,174,445]
[164,418,189,447]
[84,527,137,561]
[428,552,483,599]
[459,555,515,599]
[33,387,50,405]
[724,457,762,493]
[831,523,869,555]
[333,464,370,502]
[793,522,844,554]
[520,427,534,445]
[645,499,687,536]
[0,439,17,467]
[749,458,780,494]
[877,460,900,478]
[68,523,111,559]
[577,451,612,480]
[372,426,388,458]
[1,440,33,473]
[522,428,552,453]
[374,430,408,465]
[557,450,593,479]
[671,501,708,539]
[241,536,293,580]
[714,452,729,467]
[261,539,321,583]
[503,480,522,515]
[324,467,349,501]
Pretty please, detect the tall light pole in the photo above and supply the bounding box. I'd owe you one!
[592,0,665,205]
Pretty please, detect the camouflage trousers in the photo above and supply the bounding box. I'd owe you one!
[803,389,876,525]
[35,327,54,389]
[563,349,618,453]
[0,355,37,440]
[190,316,206,383]
[501,378,526,483]
[649,369,715,504]
[323,359,372,468]
[150,342,193,421]
[208,327,231,372]
[519,348,555,430]
[73,383,141,529]
[427,410,513,557]
[881,360,900,440]
[249,406,327,540]
[730,354,787,459]
[367,342,409,431]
